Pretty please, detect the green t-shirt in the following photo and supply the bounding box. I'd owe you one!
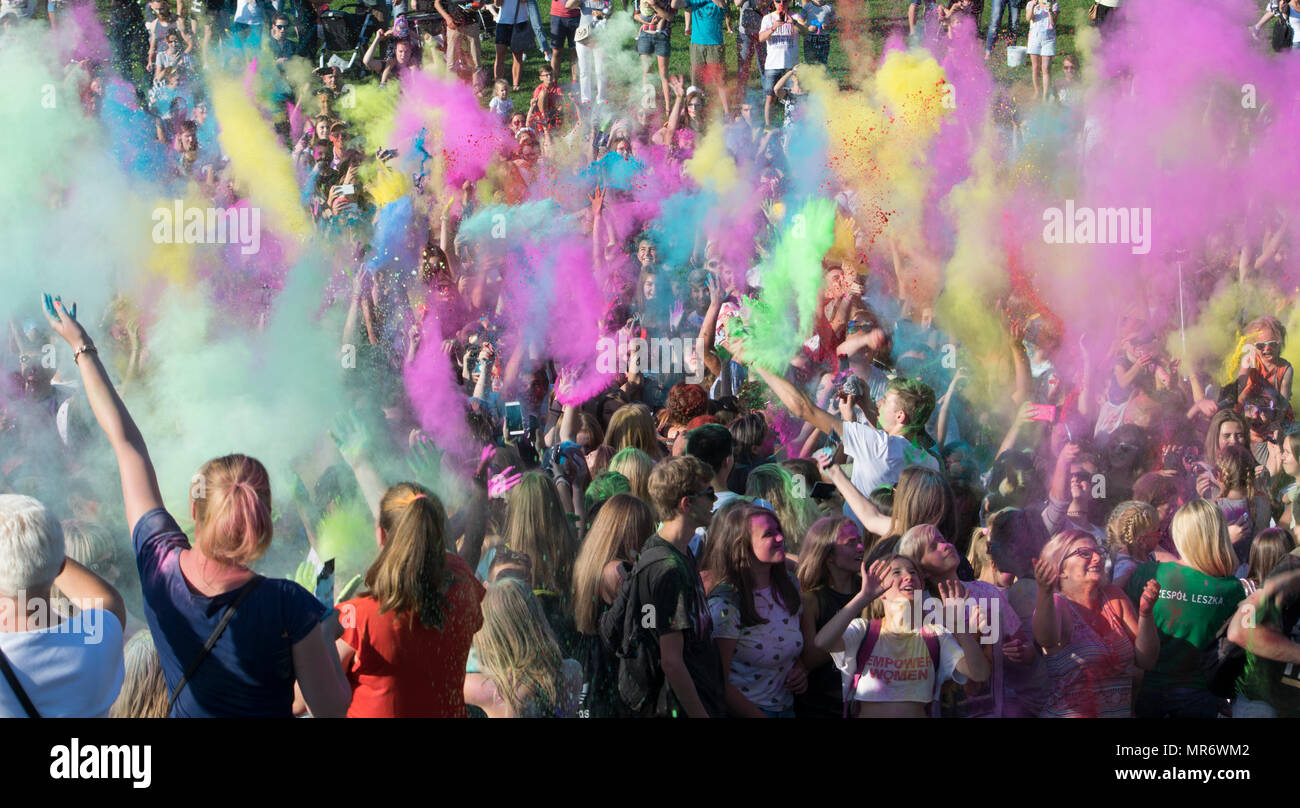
[1125,560,1245,690]
[1237,553,1300,716]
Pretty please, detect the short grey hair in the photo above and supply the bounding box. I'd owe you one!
[0,495,65,595]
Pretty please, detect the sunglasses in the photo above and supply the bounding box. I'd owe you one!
[691,486,716,501]
[1062,546,1102,568]
[1255,341,1280,351]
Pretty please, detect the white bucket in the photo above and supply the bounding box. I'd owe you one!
[1006,45,1028,67]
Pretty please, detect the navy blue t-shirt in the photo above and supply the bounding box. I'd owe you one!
[133,508,326,717]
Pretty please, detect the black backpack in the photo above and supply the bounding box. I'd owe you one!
[1271,15,1293,52]
[598,543,677,716]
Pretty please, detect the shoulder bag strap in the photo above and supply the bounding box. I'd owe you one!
[167,576,263,715]
[0,646,40,718]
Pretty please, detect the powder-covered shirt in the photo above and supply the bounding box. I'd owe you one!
[707,576,804,712]
[830,603,967,705]
[133,508,326,717]
[840,420,941,496]
[1125,560,1246,690]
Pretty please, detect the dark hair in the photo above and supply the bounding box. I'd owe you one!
[686,423,733,474]
[729,412,767,464]
[702,502,801,627]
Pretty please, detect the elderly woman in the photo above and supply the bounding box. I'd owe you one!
[0,495,127,717]
[1031,529,1160,718]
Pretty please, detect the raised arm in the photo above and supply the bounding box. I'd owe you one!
[817,451,891,537]
[362,29,388,74]
[743,357,841,437]
[54,558,127,628]
[814,559,885,654]
[42,295,164,531]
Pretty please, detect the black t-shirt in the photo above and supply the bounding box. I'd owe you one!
[635,535,725,717]
[794,586,854,719]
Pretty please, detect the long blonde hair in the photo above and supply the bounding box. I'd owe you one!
[886,466,955,546]
[571,494,655,635]
[110,631,168,718]
[604,403,663,458]
[608,447,654,504]
[503,472,577,600]
[474,578,567,717]
[363,483,452,629]
[1171,499,1239,579]
[744,463,817,554]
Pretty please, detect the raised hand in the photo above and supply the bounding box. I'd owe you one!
[1031,556,1058,591]
[488,465,523,498]
[589,186,605,216]
[41,294,88,348]
[1139,579,1161,617]
[936,578,968,610]
[860,558,889,602]
[812,446,836,471]
[406,437,444,481]
[329,410,369,462]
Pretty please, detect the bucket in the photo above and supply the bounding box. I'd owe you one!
[1006,45,1028,67]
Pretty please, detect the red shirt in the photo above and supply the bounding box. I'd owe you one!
[550,0,580,17]
[339,554,485,718]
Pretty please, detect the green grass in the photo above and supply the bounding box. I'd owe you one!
[491,0,1097,116]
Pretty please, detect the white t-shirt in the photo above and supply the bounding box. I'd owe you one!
[708,580,803,712]
[0,610,125,718]
[840,420,940,496]
[831,609,966,704]
[760,12,798,70]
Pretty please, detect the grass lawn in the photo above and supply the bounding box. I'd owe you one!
[494,0,1097,116]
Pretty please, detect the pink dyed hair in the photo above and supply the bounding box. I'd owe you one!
[192,454,273,566]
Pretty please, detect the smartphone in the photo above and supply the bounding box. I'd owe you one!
[1027,403,1057,422]
[314,557,335,607]
[809,481,836,500]
[333,183,355,196]
[504,401,525,437]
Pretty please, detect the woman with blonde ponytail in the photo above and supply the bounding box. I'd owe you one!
[464,578,583,717]
[41,293,351,717]
[336,483,486,717]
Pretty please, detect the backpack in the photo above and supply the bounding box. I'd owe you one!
[598,542,678,716]
[844,620,941,718]
[1271,14,1293,52]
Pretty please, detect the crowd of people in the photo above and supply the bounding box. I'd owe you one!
[1,0,1299,720]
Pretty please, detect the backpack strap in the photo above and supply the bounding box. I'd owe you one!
[168,576,263,716]
[0,646,40,718]
[844,619,882,718]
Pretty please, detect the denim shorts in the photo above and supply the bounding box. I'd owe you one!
[760,707,797,718]
[551,14,580,48]
[637,29,670,57]
[762,67,791,94]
